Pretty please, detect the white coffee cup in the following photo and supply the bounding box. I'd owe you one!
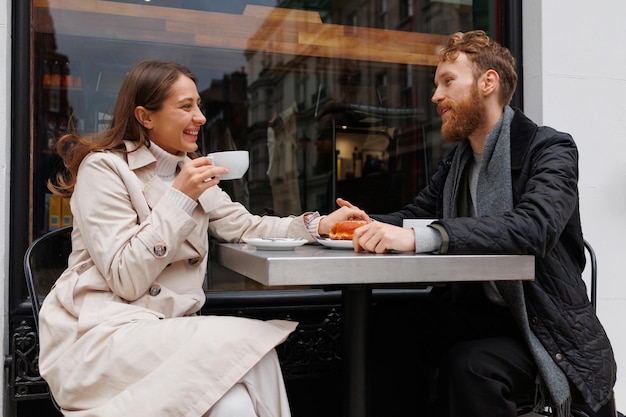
[402,218,437,229]
[207,150,249,180]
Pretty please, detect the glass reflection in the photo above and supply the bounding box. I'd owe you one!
[32,0,490,240]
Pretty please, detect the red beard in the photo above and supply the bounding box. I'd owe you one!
[440,84,484,143]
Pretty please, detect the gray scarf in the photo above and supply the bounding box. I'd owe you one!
[442,106,571,416]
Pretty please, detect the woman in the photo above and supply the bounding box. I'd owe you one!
[39,60,364,417]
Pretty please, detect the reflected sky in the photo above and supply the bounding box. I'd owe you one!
[105,0,278,14]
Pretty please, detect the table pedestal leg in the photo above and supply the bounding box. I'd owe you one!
[342,285,371,417]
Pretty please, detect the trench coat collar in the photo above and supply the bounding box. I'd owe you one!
[123,141,217,216]
[123,140,192,171]
[122,141,188,208]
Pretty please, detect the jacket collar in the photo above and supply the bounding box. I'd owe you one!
[509,107,539,172]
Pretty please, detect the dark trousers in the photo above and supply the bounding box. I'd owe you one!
[418,282,537,417]
[435,336,537,417]
[419,283,616,417]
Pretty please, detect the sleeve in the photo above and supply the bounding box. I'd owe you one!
[198,186,317,243]
[437,130,580,256]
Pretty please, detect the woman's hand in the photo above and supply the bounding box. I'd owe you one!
[318,198,370,236]
[172,157,228,201]
[352,221,416,253]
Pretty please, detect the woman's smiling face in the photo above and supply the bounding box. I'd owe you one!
[140,74,206,155]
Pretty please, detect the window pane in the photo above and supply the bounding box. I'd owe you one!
[32,0,500,290]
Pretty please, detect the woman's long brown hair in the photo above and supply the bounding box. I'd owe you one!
[48,60,197,196]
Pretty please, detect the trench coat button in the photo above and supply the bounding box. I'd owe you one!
[555,353,564,362]
[153,242,167,257]
[148,284,161,296]
[530,317,538,325]
[188,257,200,265]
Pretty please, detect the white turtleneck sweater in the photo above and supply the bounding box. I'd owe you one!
[148,142,197,216]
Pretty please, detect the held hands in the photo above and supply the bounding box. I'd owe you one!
[172,157,228,201]
[318,198,370,236]
[319,198,416,253]
[352,222,416,253]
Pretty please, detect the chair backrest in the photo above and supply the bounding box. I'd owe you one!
[583,239,597,311]
[23,226,73,334]
[517,239,611,417]
[23,226,72,413]
[519,239,622,417]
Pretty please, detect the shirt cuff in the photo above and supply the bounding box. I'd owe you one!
[428,223,449,253]
[413,226,443,253]
[166,188,197,216]
[303,211,323,237]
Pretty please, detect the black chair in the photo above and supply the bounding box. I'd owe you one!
[517,239,621,417]
[585,239,598,312]
[23,226,73,413]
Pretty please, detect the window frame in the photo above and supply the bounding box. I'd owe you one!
[9,0,523,309]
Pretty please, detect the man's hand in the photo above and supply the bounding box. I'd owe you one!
[318,198,370,236]
[352,221,416,253]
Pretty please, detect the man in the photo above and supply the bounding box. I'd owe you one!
[318,30,616,417]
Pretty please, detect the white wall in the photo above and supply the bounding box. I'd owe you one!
[0,0,9,413]
[524,0,626,409]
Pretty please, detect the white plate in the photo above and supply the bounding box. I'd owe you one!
[316,238,354,249]
[243,237,308,251]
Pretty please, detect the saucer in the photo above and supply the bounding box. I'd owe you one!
[316,238,354,249]
[243,237,308,251]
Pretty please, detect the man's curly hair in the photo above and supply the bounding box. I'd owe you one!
[439,30,518,105]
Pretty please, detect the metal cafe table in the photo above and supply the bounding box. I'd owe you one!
[216,242,535,417]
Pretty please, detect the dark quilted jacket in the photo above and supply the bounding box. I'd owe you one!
[375,108,616,411]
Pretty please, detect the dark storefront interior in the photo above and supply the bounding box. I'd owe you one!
[8,1,522,415]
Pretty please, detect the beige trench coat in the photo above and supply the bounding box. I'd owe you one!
[39,142,315,416]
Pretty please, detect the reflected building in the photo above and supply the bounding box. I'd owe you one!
[242,0,474,216]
